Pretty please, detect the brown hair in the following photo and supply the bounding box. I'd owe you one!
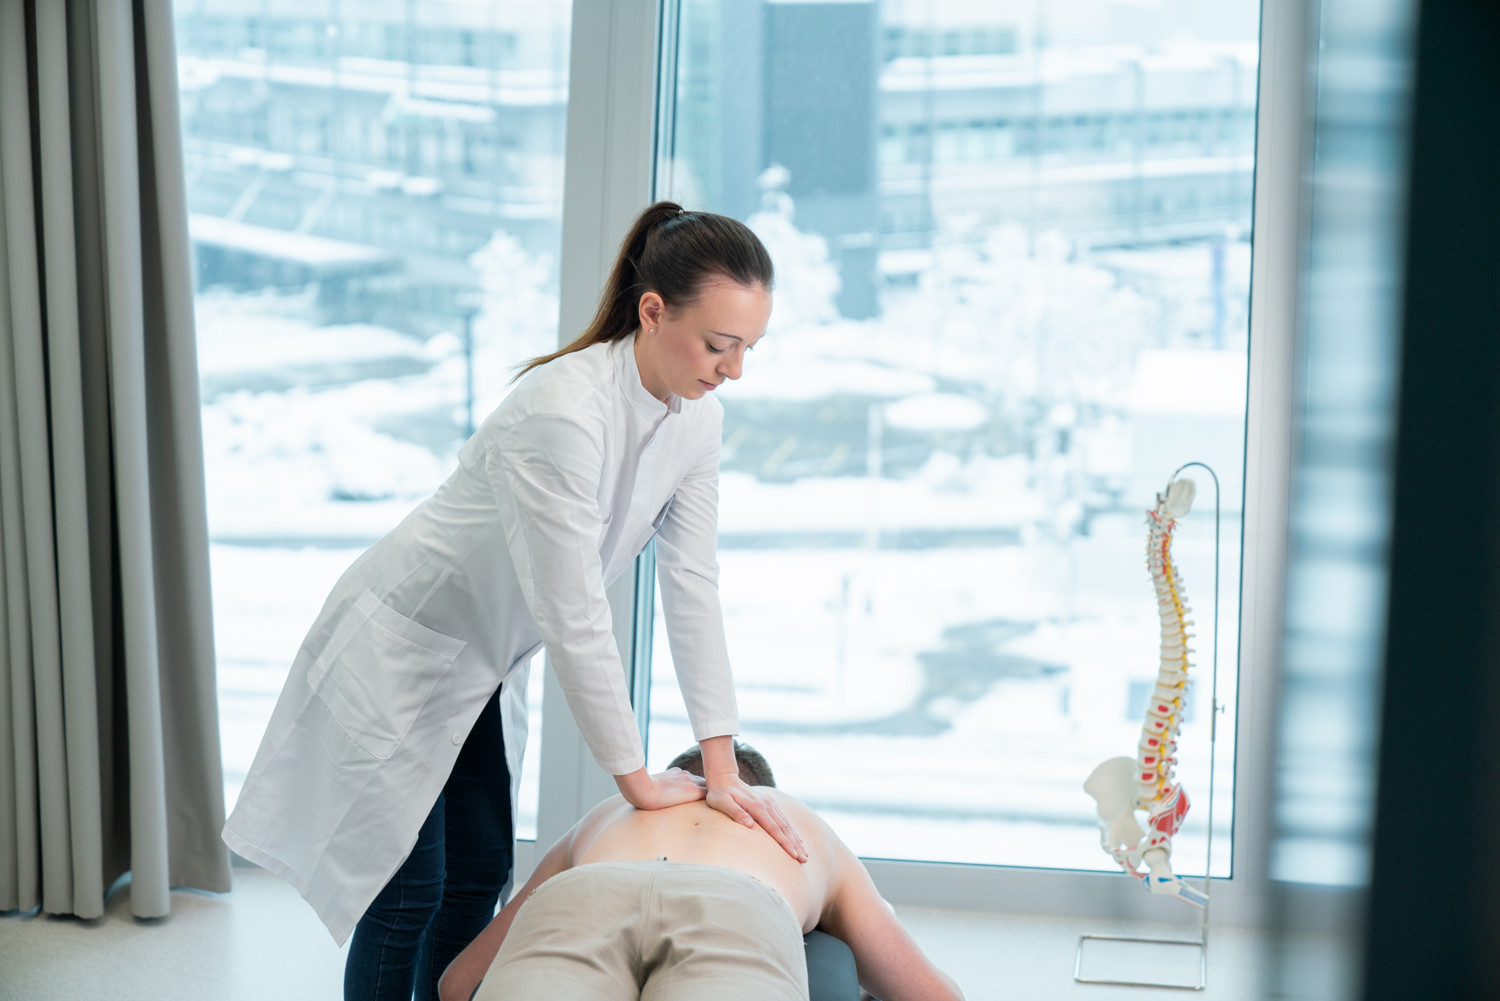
[517,201,774,379]
[667,741,776,788]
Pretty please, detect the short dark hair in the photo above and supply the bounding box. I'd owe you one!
[666,741,776,788]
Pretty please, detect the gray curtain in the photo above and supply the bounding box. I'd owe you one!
[0,0,230,919]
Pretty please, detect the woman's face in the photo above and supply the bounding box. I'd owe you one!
[634,277,771,402]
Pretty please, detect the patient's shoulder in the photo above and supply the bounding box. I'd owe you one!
[767,789,879,901]
[567,795,634,864]
[760,789,852,883]
[765,788,838,843]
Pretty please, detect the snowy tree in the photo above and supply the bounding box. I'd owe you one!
[467,230,561,419]
[878,224,1158,412]
[746,166,842,334]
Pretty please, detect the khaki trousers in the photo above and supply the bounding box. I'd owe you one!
[474,861,809,1001]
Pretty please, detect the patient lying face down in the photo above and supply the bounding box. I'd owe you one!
[438,743,964,1001]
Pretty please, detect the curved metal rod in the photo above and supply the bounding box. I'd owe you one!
[1166,460,1220,950]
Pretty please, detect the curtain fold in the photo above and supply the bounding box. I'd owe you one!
[0,0,231,920]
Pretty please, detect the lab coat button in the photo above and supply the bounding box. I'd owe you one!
[451,733,462,745]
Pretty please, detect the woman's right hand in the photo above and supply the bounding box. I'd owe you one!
[614,766,707,810]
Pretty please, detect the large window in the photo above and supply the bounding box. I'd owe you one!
[176,0,573,840]
[644,0,1260,875]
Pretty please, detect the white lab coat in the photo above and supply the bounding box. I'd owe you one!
[222,335,738,944]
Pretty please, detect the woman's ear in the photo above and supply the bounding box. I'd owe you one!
[637,291,664,334]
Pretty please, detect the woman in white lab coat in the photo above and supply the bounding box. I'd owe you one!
[222,202,805,1001]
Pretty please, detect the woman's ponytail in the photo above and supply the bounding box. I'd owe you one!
[577,201,685,360]
[516,201,773,379]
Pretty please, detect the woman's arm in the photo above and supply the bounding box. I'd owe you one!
[653,430,737,742]
[487,414,646,777]
[491,415,710,812]
[614,765,707,809]
[700,736,807,862]
[653,422,810,855]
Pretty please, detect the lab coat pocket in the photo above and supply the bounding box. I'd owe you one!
[307,589,468,760]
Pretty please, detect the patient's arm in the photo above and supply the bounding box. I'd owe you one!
[436,797,626,1001]
[436,834,569,1001]
[802,807,964,1001]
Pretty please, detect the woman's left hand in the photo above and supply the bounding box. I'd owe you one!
[705,773,809,863]
[615,766,708,811]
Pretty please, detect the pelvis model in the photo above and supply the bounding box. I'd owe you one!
[1084,477,1208,908]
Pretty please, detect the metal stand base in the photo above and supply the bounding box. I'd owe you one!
[1074,934,1206,990]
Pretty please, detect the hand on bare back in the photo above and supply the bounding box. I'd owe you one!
[705,773,809,863]
[614,766,707,811]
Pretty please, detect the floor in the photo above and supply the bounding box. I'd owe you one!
[0,865,1268,1001]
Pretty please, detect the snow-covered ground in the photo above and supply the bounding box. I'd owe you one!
[644,523,1239,876]
[202,211,1248,876]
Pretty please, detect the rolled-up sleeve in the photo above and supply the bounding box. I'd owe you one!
[654,429,738,742]
[487,413,644,775]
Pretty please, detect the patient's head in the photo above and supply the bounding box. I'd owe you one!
[667,741,775,788]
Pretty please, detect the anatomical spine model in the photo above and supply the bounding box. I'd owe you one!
[1084,478,1208,908]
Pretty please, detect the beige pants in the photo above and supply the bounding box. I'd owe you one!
[474,861,810,1001]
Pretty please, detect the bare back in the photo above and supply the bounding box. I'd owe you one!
[569,792,834,932]
[438,788,965,1001]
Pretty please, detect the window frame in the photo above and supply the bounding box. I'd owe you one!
[522,0,1310,927]
[517,0,664,881]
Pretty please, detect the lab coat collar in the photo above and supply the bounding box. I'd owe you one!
[615,333,682,418]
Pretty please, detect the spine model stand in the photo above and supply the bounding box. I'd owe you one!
[1084,478,1208,908]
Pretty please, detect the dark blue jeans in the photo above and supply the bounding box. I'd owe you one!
[344,688,513,1001]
